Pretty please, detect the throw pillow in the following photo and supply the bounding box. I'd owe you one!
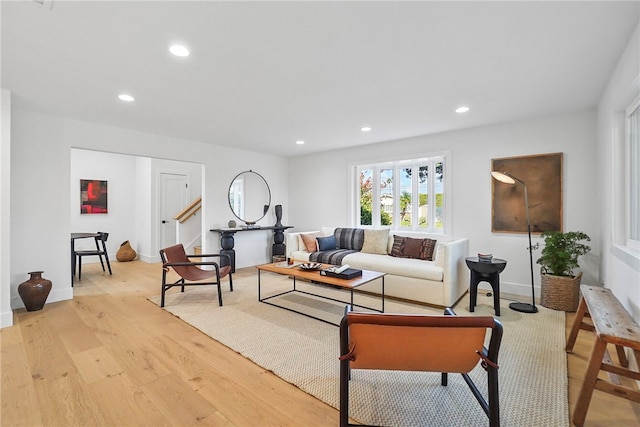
[300,232,322,252]
[334,228,365,250]
[402,237,424,259]
[418,238,437,261]
[361,229,390,255]
[389,235,406,257]
[389,236,438,260]
[316,235,337,251]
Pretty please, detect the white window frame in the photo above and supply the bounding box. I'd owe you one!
[625,96,640,252]
[348,152,451,234]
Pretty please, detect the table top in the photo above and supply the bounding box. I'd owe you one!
[465,256,507,264]
[210,225,293,233]
[465,257,507,274]
[257,261,386,290]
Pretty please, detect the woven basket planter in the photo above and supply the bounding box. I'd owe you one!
[116,240,137,262]
[540,271,583,312]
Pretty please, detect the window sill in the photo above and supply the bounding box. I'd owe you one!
[612,244,640,273]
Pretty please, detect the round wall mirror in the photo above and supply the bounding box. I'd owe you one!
[228,170,271,227]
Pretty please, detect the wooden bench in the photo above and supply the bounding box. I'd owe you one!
[565,285,640,426]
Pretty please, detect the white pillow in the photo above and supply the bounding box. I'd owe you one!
[361,229,390,255]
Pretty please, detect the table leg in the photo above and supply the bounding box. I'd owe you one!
[566,297,588,353]
[71,239,75,286]
[573,337,608,426]
[220,232,236,272]
[492,273,501,316]
[469,271,478,312]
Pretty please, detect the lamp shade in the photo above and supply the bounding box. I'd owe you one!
[491,171,516,184]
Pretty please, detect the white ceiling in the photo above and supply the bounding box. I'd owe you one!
[2,1,638,158]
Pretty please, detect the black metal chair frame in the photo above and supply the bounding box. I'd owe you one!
[159,245,233,308]
[339,306,503,427]
[74,231,112,281]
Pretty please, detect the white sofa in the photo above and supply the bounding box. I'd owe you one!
[286,227,469,307]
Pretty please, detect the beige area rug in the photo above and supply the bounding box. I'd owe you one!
[149,272,569,426]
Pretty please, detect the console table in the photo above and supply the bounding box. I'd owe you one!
[210,225,293,272]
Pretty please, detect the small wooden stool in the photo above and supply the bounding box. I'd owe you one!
[565,285,640,426]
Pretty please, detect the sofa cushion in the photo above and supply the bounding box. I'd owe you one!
[343,252,444,282]
[361,229,390,255]
[317,235,337,251]
[300,232,322,252]
[334,228,364,251]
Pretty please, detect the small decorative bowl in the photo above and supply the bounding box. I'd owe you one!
[299,262,323,271]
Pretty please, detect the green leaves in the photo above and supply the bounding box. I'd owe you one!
[535,231,591,277]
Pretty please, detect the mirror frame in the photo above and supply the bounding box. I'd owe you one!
[228,170,271,227]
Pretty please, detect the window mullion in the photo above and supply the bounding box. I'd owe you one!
[372,166,380,228]
[428,160,436,233]
[411,164,419,231]
[394,166,401,228]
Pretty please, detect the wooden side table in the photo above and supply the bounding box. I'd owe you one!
[465,257,507,316]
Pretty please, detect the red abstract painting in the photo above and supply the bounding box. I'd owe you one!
[80,179,108,214]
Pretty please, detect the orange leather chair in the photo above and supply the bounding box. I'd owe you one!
[339,307,503,427]
[159,244,233,307]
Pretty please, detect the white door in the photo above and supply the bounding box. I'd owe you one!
[160,173,189,249]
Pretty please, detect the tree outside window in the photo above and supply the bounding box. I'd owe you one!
[359,169,373,225]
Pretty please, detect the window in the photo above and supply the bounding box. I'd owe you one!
[627,97,640,250]
[353,155,447,233]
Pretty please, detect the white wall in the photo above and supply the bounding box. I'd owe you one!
[597,21,640,321]
[289,110,599,299]
[70,149,137,257]
[1,90,12,327]
[135,156,153,260]
[7,109,288,313]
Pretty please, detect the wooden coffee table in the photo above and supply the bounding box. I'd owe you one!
[256,261,386,326]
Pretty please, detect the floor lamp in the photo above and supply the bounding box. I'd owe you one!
[491,171,538,314]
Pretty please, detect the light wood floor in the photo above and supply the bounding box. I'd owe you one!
[2,260,639,426]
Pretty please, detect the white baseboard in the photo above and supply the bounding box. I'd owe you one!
[10,286,73,311]
[487,280,540,301]
[1,310,13,328]
[137,254,159,263]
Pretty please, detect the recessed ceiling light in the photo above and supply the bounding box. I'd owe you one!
[118,94,135,102]
[169,44,190,57]
[361,126,372,132]
[456,106,470,113]
[296,140,305,145]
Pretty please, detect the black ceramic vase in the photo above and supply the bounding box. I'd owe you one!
[18,271,52,311]
[274,204,283,227]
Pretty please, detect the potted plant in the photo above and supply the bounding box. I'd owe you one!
[534,231,591,311]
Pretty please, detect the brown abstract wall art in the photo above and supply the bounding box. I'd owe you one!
[491,153,563,233]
